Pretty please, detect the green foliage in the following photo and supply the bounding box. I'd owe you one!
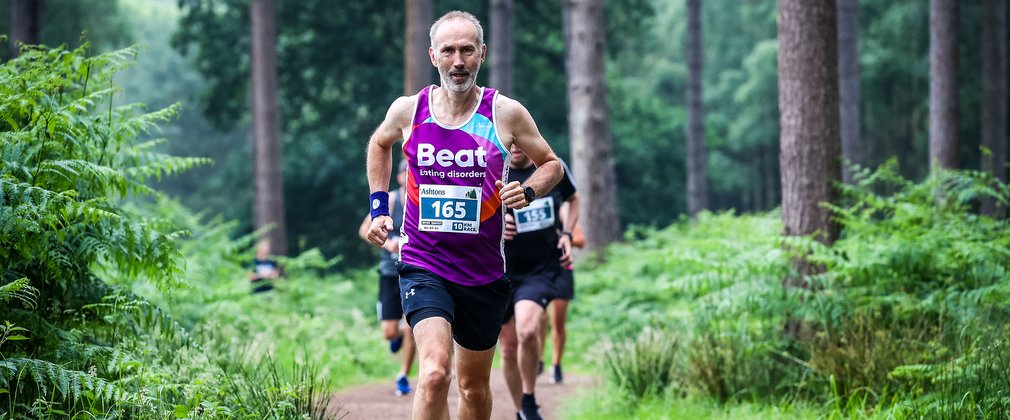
[131,198,396,392]
[602,326,679,400]
[0,41,197,417]
[0,42,352,419]
[565,164,1010,418]
[0,0,134,62]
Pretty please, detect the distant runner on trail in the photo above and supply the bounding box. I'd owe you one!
[248,239,281,294]
[364,10,563,420]
[357,159,415,396]
[540,214,584,385]
[498,145,579,420]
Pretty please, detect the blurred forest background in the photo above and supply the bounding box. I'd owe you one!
[5,0,998,264]
[2,0,1009,418]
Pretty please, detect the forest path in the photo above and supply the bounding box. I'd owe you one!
[328,368,597,419]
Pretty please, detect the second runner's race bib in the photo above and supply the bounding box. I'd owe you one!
[418,184,481,234]
[514,197,555,233]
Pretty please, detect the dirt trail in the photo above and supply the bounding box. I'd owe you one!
[328,368,595,419]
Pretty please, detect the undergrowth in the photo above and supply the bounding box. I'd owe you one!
[0,42,380,418]
[567,161,1010,419]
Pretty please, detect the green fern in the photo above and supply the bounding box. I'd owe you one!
[0,41,211,416]
[0,358,136,406]
[0,278,38,309]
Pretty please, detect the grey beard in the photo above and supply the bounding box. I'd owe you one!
[440,70,478,93]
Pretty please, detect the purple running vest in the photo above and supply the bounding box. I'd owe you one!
[399,86,509,286]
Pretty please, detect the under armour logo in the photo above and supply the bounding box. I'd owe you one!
[405,288,416,299]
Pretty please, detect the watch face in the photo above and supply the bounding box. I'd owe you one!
[524,186,535,202]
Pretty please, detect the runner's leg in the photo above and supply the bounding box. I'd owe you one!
[498,317,522,412]
[455,341,496,419]
[538,309,548,373]
[514,300,545,394]
[382,319,400,341]
[411,317,453,420]
[551,299,569,367]
[401,320,416,376]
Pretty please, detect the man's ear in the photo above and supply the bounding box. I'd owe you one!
[429,47,437,66]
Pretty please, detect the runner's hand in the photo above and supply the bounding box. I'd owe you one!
[496,180,529,209]
[504,213,517,240]
[381,237,400,253]
[367,215,393,246]
[558,233,573,267]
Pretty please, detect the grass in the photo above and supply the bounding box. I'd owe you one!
[561,389,822,420]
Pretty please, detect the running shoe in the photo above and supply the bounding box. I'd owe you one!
[395,374,411,396]
[519,404,543,420]
[550,364,563,384]
[520,394,542,420]
[389,335,403,353]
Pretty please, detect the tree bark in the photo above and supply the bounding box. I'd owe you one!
[565,0,621,251]
[837,0,861,183]
[929,0,959,171]
[778,0,841,250]
[685,0,709,216]
[251,0,287,255]
[489,0,514,96]
[981,0,1008,218]
[405,0,433,95]
[9,0,44,58]
[562,0,574,102]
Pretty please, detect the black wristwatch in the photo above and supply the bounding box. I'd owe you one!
[522,185,536,203]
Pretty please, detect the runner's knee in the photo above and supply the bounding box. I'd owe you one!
[456,376,491,403]
[419,363,452,391]
[517,324,539,344]
[499,339,518,360]
[381,321,399,340]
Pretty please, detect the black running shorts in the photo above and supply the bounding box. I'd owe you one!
[377,273,404,321]
[396,262,511,351]
[502,268,558,323]
[554,268,574,300]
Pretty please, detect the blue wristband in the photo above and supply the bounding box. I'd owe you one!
[369,191,390,219]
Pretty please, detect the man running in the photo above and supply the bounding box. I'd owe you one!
[364,10,563,420]
[498,144,579,420]
[541,216,584,385]
[357,160,415,396]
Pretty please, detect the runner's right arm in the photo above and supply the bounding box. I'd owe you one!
[365,96,414,246]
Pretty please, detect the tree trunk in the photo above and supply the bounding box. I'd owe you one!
[250,0,287,255]
[9,0,44,58]
[562,0,574,105]
[778,0,841,252]
[489,0,514,96]
[405,0,433,95]
[565,0,621,251]
[981,0,1008,218]
[685,0,709,216]
[929,0,959,171]
[837,0,861,183]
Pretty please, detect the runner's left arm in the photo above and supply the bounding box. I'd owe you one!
[495,98,562,209]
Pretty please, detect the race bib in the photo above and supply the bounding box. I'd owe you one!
[514,197,555,233]
[418,184,481,234]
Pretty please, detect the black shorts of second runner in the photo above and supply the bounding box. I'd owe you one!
[554,268,574,300]
[377,273,404,321]
[396,261,511,351]
[503,268,559,323]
